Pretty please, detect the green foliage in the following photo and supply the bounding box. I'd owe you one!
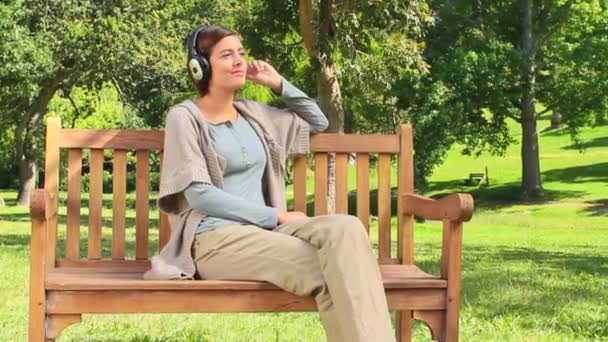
[540,1,608,139]
[392,0,608,189]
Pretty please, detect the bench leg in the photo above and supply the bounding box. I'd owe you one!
[414,310,446,341]
[28,303,45,342]
[395,310,412,342]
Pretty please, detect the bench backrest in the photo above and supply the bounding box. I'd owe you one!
[43,117,415,271]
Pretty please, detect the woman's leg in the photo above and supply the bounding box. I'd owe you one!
[192,224,345,341]
[274,214,396,342]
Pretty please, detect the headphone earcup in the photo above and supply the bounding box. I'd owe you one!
[188,58,204,81]
[188,55,211,86]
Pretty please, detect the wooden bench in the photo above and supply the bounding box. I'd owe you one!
[29,117,474,341]
[465,167,489,186]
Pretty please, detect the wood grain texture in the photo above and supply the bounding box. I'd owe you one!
[398,124,415,265]
[59,129,164,150]
[293,156,308,213]
[378,153,392,259]
[314,153,328,215]
[135,151,150,260]
[310,134,400,152]
[45,117,60,272]
[88,149,104,260]
[158,151,170,250]
[66,149,82,261]
[112,150,127,260]
[335,153,349,214]
[356,153,370,233]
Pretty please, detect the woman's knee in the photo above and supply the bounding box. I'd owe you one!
[317,214,367,241]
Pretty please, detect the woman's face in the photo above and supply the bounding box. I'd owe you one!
[207,35,247,93]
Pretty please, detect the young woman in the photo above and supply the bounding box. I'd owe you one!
[145,24,396,342]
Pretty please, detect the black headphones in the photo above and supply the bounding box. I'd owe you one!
[186,26,212,87]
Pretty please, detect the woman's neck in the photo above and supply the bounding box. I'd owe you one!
[195,88,237,124]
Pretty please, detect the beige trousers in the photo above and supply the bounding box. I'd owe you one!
[192,214,396,342]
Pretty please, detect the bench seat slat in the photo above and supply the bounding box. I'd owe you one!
[46,288,445,314]
[46,265,446,290]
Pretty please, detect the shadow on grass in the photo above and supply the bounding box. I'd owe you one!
[543,162,608,183]
[0,212,161,259]
[562,136,608,150]
[0,196,17,206]
[0,210,152,228]
[584,199,608,216]
[287,190,401,217]
[286,179,591,216]
[460,245,608,337]
[428,182,585,210]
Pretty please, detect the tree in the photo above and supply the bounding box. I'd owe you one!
[0,0,218,206]
[416,0,608,199]
[238,0,432,210]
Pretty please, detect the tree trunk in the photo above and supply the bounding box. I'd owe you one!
[520,0,544,199]
[317,61,345,214]
[15,71,65,206]
[298,0,346,214]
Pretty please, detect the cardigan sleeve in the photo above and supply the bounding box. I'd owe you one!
[157,106,214,214]
[184,182,278,229]
[278,77,329,134]
[255,76,329,157]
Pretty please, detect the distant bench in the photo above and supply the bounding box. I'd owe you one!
[29,117,474,341]
[465,167,489,186]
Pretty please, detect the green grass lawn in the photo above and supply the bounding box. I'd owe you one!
[0,118,606,341]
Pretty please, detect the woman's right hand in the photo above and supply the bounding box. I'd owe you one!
[277,211,308,225]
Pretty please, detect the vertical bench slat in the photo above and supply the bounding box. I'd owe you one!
[66,149,82,260]
[397,124,415,264]
[159,151,170,251]
[136,150,150,260]
[356,153,370,233]
[314,153,328,216]
[88,149,104,260]
[335,153,349,214]
[112,150,127,260]
[293,156,308,213]
[377,153,392,260]
[441,219,451,279]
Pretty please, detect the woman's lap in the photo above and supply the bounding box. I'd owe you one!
[192,223,325,297]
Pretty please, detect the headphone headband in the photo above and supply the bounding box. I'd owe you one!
[187,25,210,58]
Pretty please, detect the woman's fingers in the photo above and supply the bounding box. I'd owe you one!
[249,60,271,74]
[255,60,263,72]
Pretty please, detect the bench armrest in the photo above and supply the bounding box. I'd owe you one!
[30,189,58,221]
[403,193,474,222]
